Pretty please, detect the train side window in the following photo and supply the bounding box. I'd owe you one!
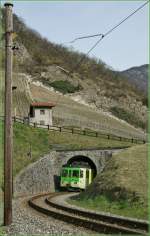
[86,170,89,179]
[72,170,79,178]
[62,169,68,177]
[80,170,83,178]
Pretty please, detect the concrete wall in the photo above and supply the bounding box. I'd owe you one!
[30,108,53,126]
[14,148,123,197]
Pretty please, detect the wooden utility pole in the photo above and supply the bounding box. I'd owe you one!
[4,2,13,226]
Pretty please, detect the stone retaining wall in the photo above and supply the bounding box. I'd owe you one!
[14,151,60,197]
[14,149,123,197]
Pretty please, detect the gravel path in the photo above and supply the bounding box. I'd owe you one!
[5,195,94,235]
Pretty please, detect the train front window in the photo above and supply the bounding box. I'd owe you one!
[80,170,83,178]
[62,169,68,177]
[72,170,79,178]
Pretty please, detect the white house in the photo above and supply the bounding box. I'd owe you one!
[29,102,55,126]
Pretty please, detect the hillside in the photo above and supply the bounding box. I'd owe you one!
[0,115,135,226]
[69,144,148,219]
[1,11,147,132]
[0,120,133,190]
[121,64,148,96]
[0,69,146,140]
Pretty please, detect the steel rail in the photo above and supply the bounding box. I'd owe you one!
[28,192,149,235]
[46,194,149,232]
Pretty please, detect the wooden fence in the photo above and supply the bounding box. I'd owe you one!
[0,115,146,144]
[9,116,146,144]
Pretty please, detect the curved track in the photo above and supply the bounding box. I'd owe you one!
[28,192,149,235]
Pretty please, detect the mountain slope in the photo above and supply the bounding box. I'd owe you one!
[121,64,148,96]
[1,11,147,132]
[0,70,145,139]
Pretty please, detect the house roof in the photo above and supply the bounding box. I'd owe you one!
[30,102,56,108]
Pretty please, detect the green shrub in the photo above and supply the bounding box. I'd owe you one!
[48,80,81,94]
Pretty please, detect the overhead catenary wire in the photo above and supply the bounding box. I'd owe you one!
[64,33,104,44]
[68,0,149,43]
[69,35,104,73]
[44,0,150,106]
[103,0,149,38]
[68,0,149,74]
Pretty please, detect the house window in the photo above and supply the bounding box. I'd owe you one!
[40,109,45,115]
[40,120,45,125]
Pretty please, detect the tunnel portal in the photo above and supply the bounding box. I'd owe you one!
[66,155,97,178]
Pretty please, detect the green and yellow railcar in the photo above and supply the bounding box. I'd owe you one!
[60,166,94,190]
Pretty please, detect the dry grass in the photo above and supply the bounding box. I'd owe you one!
[30,83,145,139]
[85,144,148,201]
[48,130,133,150]
[0,70,145,140]
[0,121,133,188]
[70,144,148,219]
[111,144,148,199]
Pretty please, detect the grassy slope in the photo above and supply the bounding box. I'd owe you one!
[0,70,145,140]
[0,120,133,189]
[30,83,145,139]
[0,119,133,227]
[69,144,148,219]
[0,69,145,140]
[0,71,32,117]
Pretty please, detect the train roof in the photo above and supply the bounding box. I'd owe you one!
[62,165,91,169]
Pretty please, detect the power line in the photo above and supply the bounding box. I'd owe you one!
[46,0,149,107]
[64,33,104,44]
[69,35,104,73]
[68,1,149,44]
[104,0,149,38]
[68,0,149,74]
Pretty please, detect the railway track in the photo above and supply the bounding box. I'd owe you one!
[28,192,149,235]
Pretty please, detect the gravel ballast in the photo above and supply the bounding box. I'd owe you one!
[5,196,93,235]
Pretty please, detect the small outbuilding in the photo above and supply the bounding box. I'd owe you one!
[29,102,55,126]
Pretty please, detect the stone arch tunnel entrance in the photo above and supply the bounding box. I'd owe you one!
[66,155,97,178]
[14,149,116,195]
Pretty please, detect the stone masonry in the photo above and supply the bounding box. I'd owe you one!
[14,148,124,197]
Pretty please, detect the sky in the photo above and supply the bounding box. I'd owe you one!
[3,0,149,71]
